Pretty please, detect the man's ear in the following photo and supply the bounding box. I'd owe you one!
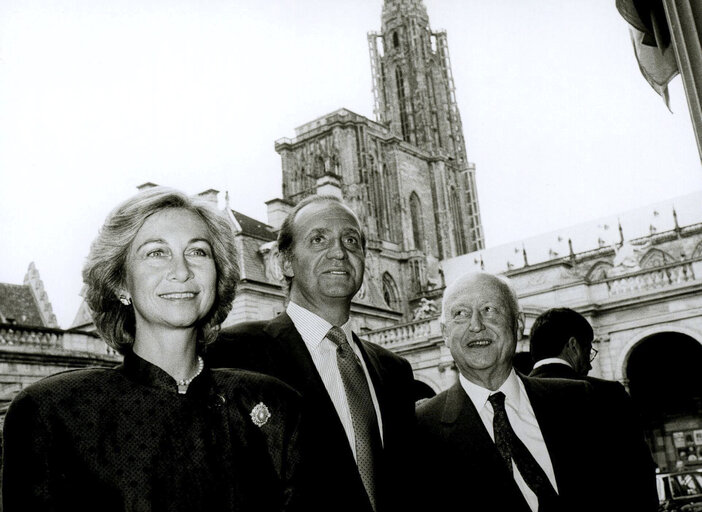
[280,252,294,278]
[441,322,448,347]
[515,312,525,341]
[566,336,579,353]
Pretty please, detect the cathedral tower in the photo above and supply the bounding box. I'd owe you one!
[275,0,485,321]
[369,0,483,252]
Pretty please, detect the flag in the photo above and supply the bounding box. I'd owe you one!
[616,0,679,109]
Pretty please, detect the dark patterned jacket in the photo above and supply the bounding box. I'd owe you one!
[2,351,303,512]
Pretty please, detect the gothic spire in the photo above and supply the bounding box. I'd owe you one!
[382,0,429,29]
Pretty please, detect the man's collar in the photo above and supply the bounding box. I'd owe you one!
[286,301,353,348]
[459,368,521,411]
[532,357,573,370]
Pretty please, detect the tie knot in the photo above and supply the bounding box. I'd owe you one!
[326,326,348,347]
[488,391,506,410]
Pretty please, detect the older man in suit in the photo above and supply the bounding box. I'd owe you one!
[415,272,620,512]
[205,195,415,512]
[529,307,658,511]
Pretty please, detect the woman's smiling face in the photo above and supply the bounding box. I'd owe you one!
[122,208,217,336]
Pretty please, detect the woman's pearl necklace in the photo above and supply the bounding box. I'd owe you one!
[176,356,204,394]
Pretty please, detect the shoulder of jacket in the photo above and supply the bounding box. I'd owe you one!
[416,388,449,418]
[219,319,270,337]
[212,368,301,399]
[11,367,114,402]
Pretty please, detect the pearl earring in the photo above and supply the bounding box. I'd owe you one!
[119,295,132,306]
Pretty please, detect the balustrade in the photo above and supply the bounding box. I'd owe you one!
[0,326,62,348]
[605,261,696,296]
[366,316,439,347]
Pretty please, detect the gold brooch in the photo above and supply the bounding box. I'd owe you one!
[250,402,271,427]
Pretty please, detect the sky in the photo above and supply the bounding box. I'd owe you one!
[1,0,700,328]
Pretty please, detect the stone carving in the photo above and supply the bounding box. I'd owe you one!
[259,241,285,284]
[610,240,651,276]
[612,241,640,270]
[413,297,439,320]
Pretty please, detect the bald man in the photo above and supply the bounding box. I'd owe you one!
[415,272,619,512]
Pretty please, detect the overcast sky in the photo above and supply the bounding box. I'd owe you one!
[1,0,700,328]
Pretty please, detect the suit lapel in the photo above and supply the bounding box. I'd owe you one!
[441,384,506,468]
[264,313,323,392]
[266,313,358,461]
[441,384,531,510]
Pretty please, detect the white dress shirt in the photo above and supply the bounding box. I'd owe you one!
[286,301,384,461]
[459,369,559,512]
[532,357,573,370]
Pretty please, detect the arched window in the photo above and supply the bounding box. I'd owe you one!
[393,31,400,48]
[693,241,702,260]
[371,164,391,240]
[409,192,424,250]
[395,68,410,142]
[640,248,673,268]
[586,261,613,282]
[382,272,400,310]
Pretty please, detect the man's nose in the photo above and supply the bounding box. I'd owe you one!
[468,309,484,332]
[326,238,347,259]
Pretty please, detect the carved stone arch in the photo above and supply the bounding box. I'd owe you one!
[692,241,702,259]
[639,248,673,268]
[616,325,702,382]
[381,272,401,310]
[586,261,613,282]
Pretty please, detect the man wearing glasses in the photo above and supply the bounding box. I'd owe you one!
[529,307,658,512]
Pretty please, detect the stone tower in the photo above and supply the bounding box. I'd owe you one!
[274,0,485,321]
[369,0,483,253]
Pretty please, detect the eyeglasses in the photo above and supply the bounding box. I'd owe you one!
[589,347,598,363]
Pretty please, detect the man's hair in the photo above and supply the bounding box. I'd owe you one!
[82,186,239,353]
[440,271,520,325]
[276,194,366,284]
[529,307,593,362]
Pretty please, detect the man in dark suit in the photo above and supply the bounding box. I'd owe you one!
[529,307,659,511]
[415,272,617,512]
[205,195,416,512]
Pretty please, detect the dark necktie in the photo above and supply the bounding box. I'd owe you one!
[327,326,381,511]
[488,392,559,511]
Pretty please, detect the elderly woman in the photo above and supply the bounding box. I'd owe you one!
[2,187,302,512]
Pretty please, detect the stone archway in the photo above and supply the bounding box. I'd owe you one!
[625,331,702,472]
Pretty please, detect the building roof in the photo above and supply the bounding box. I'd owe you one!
[442,190,702,283]
[0,283,45,326]
[231,210,276,241]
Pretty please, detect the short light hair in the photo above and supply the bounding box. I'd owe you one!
[82,187,239,353]
[440,271,520,324]
[277,194,366,284]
